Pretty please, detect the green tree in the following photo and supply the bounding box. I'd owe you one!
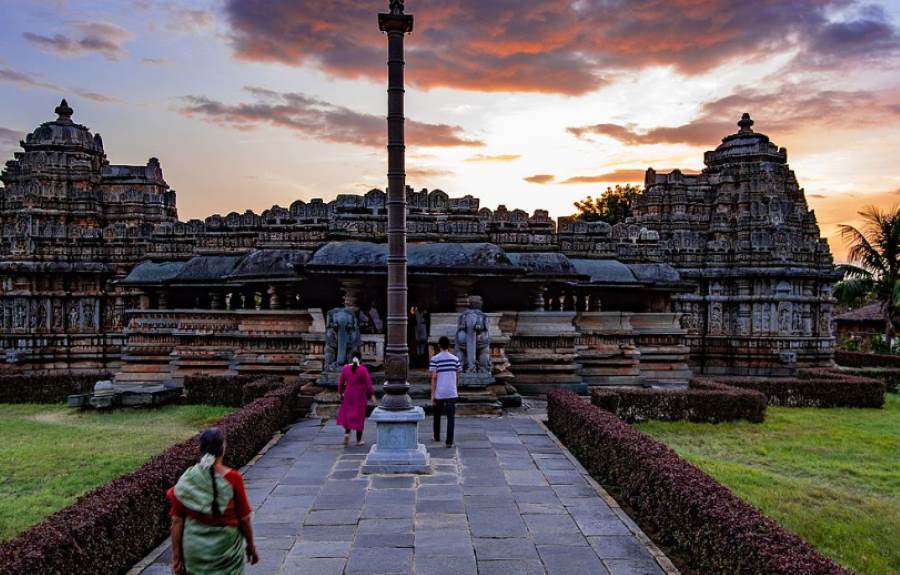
[838,205,900,346]
[573,184,641,225]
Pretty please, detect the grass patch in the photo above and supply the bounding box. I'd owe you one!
[0,403,234,541]
[637,395,900,575]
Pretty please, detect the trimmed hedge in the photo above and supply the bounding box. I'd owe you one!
[591,380,767,423]
[183,375,280,407]
[0,372,111,404]
[715,369,885,408]
[0,382,302,575]
[242,380,288,406]
[835,351,900,369]
[839,367,900,393]
[547,389,853,575]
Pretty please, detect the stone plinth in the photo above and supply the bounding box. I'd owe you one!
[362,406,430,474]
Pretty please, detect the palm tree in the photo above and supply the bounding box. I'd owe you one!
[838,205,900,347]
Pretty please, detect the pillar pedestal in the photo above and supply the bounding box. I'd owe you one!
[362,406,430,474]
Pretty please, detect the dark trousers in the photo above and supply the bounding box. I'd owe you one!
[433,398,456,446]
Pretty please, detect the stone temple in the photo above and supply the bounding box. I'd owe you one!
[0,101,837,400]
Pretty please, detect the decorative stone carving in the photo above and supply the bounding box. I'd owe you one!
[455,296,491,374]
[323,307,361,371]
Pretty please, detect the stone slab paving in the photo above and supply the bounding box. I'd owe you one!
[136,415,674,575]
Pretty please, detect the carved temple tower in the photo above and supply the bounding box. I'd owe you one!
[0,100,178,370]
[631,114,839,375]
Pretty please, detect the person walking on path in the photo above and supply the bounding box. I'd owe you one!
[168,427,259,575]
[336,350,375,447]
[430,335,460,447]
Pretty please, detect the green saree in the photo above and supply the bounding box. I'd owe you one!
[174,464,245,575]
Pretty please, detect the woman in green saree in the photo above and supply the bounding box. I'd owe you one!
[168,427,259,574]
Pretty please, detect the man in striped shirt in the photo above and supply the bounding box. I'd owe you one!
[429,336,460,447]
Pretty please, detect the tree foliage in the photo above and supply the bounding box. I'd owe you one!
[573,184,641,225]
[838,205,900,343]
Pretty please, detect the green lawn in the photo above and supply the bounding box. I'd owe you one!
[0,404,233,541]
[637,395,900,575]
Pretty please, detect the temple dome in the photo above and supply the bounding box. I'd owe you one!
[704,113,787,168]
[23,99,105,155]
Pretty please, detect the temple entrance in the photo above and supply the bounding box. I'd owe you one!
[408,305,430,368]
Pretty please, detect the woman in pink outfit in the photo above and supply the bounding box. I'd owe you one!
[336,350,375,447]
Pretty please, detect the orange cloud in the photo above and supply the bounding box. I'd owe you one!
[465,154,521,163]
[524,174,555,184]
[224,0,900,95]
[407,166,454,179]
[561,169,647,184]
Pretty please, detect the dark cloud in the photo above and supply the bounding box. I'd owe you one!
[465,154,521,163]
[223,0,900,95]
[23,22,131,61]
[568,122,729,146]
[0,66,61,91]
[568,85,880,147]
[0,65,114,103]
[524,174,555,184]
[803,4,900,67]
[808,194,828,199]
[179,87,484,148]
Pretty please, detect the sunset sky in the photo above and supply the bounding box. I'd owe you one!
[1,0,900,261]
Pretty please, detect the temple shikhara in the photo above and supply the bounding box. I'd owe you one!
[0,101,837,406]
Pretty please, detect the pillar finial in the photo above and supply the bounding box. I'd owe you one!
[55,99,74,122]
[738,112,754,133]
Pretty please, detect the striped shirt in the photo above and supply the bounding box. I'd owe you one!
[429,351,460,400]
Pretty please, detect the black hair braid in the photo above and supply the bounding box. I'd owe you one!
[209,465,221,516]
[199,427,225,516]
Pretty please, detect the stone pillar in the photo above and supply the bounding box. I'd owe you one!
[210,291,224,310]
[563,290,575,312]
[587,293,601,312]
[531,284,546,312]
[268,285,281,310]
[550,294,561,312]
[364,1,429,475]
[158,290,169,310]
[379,0,415,411]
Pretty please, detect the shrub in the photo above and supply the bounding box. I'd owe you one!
[715,370,884,408]
[835,351,900,369]
[242,380,287,406]
[0,382,302,575]
[183,375,279,407]
[547,389,854,575]
[0,372,111,404]
[838,368,900,393]
[591,381,767,423]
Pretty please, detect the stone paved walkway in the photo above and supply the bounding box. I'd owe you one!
[137,415,673,575]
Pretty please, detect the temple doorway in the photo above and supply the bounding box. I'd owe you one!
[408,305,430,368]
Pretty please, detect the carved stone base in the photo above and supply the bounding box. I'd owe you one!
[362,406,430,474]
[458,372,494,388]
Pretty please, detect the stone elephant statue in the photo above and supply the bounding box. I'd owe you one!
[456,296,491,374]
[324,307,361,371]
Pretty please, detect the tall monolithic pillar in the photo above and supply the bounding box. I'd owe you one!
[379,0,414,410]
